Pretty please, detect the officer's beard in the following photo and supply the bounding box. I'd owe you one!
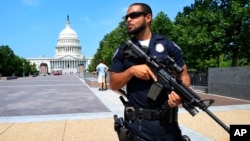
[127,22,146,35]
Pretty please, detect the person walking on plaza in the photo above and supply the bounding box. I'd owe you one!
[96,60,108,91]
[110,3,191,141]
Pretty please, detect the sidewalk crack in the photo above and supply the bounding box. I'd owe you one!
[0,123,14,135]
[61,120,67,141]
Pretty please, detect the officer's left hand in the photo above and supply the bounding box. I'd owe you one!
[168,91,182,108]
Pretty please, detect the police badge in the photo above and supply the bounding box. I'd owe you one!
[155,43,164,53]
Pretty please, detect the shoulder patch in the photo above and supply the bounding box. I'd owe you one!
[173,42,181,51]
[112,48,119,59]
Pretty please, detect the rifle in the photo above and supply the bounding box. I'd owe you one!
[125,40,230,133]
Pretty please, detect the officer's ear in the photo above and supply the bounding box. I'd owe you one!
[145,13,152,23]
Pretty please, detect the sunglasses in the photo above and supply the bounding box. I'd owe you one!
[124,12,147,20]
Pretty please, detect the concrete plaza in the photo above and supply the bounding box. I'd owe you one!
[0,75,250,141]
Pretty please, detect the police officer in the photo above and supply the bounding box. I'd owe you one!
[110,3,191,141]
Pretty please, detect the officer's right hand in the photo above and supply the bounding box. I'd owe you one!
[130,64,157,81]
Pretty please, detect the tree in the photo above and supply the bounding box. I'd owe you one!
[218,0,250,66]
[179,0,226,69]
[88,20,129,71]
[151,11,174,39]
[0,45,38,76]
[173,0,249,69]
[90,0,249,70]
[0,45,16,76]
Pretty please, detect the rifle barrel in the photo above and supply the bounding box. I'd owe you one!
[205,109,230,133]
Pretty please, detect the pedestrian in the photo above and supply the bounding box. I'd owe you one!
[96,60,108,91]
[110,3,191,141]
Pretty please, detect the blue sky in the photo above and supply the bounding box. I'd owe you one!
[0,0,194,58]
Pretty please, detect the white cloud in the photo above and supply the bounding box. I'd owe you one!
[21,0,39,6]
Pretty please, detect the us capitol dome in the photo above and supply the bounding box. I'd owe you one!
[27,15,88,76]
[55,16,83,58]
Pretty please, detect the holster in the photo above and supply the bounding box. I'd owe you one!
[114,115,146,141]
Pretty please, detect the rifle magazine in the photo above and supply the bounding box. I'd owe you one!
[147,82,163,101]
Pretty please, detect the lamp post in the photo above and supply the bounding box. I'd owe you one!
[22,62,24,78]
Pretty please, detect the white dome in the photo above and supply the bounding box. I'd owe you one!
[59,20,78,39]
[55,16,83,59]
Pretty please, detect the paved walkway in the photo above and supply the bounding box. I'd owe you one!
[0,75,250,141]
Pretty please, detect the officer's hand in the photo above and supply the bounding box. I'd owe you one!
[130,64,157,81]
[168,91,182,108]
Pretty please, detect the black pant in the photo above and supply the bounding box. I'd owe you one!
[125,119,183,141]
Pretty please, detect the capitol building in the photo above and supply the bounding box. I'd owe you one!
[27,16,89,75]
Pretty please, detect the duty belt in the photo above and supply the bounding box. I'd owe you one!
[125,106,178,123]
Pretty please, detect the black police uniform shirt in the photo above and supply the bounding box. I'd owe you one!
[111,34,185,109]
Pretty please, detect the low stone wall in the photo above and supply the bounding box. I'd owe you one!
[85,78,99,87]
[191,85,208,93]
[85,72,110,88]
[208,67,250,100]
[85,77,110,89]
[0,76,18,80]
